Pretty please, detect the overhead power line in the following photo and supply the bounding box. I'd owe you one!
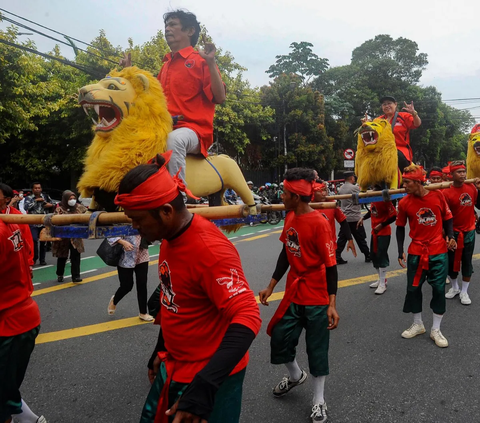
[0,38,105,78]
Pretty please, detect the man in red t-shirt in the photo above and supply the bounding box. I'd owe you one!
[0,183,45,423]
[259,168,339,423]
[114,152,260,423]
[396,165,456,348]
[357,193,397,295]
[123,10,226,186]
[375,96,421,172]
[442,161,480,305]
[313,181,357,257]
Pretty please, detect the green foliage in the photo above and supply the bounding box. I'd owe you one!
[266,41,329,86]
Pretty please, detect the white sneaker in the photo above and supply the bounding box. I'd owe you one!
[445,288,461,299]
[446,277,451,284]
[460,292,472,305]
[139,313,154,321]
[430,329,448,348]
[311,402,328,422]
[369,280,379,288]
[401,323,426,339]
[375,285,387,295]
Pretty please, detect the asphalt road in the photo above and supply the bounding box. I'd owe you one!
[21,218,480,423]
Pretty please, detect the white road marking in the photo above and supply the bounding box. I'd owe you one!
[258,229,271,232]
[33,265,54,270]
[241,233,254,237]
[64,269,98,279]
[81,256,95,260]
[149,254,159,258]
[230,237,238,239]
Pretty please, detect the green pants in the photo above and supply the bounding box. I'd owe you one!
[404,253,447,315]
[140,363,246,423]
[0,326,40,422]
[448,230,475,279]
[370,235,391,269]
[270,303,329,377]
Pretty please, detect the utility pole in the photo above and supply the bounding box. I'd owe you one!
[283,100,287,175]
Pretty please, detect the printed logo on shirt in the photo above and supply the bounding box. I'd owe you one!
[416,208,437,226]
[371,204,378,217]
[8,229,24,252]
[326,239,335,257]
[216,268,246,298]
[159,261,179,313]
[459,193,473,207]
[185,59,195,68]
[286,227,301,257]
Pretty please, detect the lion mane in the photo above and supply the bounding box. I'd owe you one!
[355,119,399,190]
[77,67,172,198]
[466,124,480,179]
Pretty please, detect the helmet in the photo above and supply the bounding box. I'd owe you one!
[247,181,254,185]
[271,183,278,188]
[279,182,284,188]
[265,183,271,187]
[259,186,265,192]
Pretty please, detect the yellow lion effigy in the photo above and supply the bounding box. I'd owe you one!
[77,66,255,214]
[355,119,399,190]
[466,124,480,179]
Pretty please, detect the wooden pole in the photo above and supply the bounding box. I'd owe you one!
[325,179,477,201]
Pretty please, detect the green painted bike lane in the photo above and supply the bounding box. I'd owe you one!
[32,222,283,284]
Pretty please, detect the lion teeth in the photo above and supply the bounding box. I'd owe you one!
[94,104,100,115]
[83,105,89,115]
[91,117,97,125]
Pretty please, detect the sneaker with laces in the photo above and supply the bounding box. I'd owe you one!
[311,403,328,422]
[460,292,472,305]
[375,285,387,295]
[37,417,48,423]
[369,280,379,288]
[272,370,308,397]
[445,288,461,299]
[401,323,426,339]
[430,329,448,348]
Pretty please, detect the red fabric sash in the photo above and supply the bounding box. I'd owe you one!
[411,241,430,287]
[453,231,464,273]
[154,351,175,423]
[372,233,379,253]
[267,276,302,336]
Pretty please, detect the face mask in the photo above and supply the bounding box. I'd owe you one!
[19,194,23,199]
[68,199,77,207]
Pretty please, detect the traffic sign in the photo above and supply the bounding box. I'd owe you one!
[344,148,355,160]
[344,160,355,168]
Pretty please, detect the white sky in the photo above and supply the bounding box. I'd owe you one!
[1,0,479,120]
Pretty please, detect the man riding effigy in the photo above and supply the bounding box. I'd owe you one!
[375,96,422,172]
[120,10,226,187]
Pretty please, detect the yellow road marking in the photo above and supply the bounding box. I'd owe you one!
[35,242,480,344]
[36,317,151,344]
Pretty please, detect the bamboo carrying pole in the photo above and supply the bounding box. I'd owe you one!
[325,179,478,201]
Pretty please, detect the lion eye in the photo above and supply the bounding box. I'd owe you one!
[107,83,119,90]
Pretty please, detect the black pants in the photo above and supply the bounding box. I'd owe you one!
[336,221,370,258]
[30,226,46,263]
[56,244,81,279]
[114,262,149,314]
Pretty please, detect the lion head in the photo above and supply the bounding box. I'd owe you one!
[355,119,399,189]
[466,124,480,178]
[77,67,172,200]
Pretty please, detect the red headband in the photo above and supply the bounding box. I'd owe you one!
[115,151,198,210]
[449,163,466,173]
[402,168,426,182]
[313,182,326,192]
[429,171,443,178]
[284,179,321,200]
[471,124,480,134]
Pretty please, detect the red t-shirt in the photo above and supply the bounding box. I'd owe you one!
[377,112,418,161]
[396,191,452,255]
[370,201,397,236]
[318,202,346,244]
[156,215,261,383]
[158,46,225,157]
[280,210,337,306]
[442,183,478,232]
[0,209,40,336]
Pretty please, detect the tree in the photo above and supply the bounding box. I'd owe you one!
[266,42,329,86]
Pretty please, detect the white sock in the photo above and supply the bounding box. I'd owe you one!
[432,313,443,330]
[413,312,423,325]
[379,268,387,287]
[312,375,326,405]
[285,359,302,381]
[461,281,470,294]
[11,399,39,423]
[451,278,459,290]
